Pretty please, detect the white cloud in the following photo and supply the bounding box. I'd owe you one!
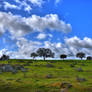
[37,33,47,40]
[28,0,44,7]
[0,12,33,37]
[48,34,53,38]
[3,2,20,10]
[65,36,92,56]
[0,12,71,38]
[25,14,72,33]
[3,0,43,13]
[65,36,92,49]
[55,0,62,5]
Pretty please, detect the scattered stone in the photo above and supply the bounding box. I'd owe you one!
[2,64,14,72]
[49,61,55,63]
[46,74,53,79]
[46,64,54,68]
[77,67,83,72]
[70,64,75,67]
[27,61,33,63]
[60,82,72,89]
[12,69,18,74]
[81,63,85,66]
[76,76,87,82]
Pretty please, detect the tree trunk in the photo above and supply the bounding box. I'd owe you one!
[43,57,45,61]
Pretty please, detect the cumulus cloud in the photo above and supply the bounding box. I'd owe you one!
[11,37,42,59]
[3,2,20,10]
[2,0,44,13]
[2,36,92,59]
[0,12,71,37]
[37,33,47,40]
[25,14,72,33]
[0,12,33,37]
[65,36,92,49]
[65,36,92,56]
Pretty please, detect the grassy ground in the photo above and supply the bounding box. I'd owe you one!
[0,59,92,92]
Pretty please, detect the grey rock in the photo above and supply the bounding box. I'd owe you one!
[46,74,53,78]
[76,76,87,82]
[77,67,83,72]
[46,64,54,68]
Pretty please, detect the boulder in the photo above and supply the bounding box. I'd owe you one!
[77,67,83,72]
[2,64,14,72]
[76,76,87,82]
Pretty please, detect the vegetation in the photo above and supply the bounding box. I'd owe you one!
[76,52,85,60]
[60,54,67,60]
[36,48,54,60]
[31,53,38,60]
[0,59,91,92]
[0,49,92,92]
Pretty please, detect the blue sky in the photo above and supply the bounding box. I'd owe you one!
[0,0,92,59]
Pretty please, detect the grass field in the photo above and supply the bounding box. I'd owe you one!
[0,59,92,92]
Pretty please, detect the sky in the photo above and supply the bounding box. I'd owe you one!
[0,0,92,59]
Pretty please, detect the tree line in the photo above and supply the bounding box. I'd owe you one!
[0,48,92,60]
[31,48,92,60]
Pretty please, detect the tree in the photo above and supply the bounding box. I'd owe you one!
[60,54,67,60]
[31,52,38,60]
[76,52,85,60]
[0,54,9,61]
[86,56,92,60]
[36,48,54,60]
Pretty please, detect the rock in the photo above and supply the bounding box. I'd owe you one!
[46,64,54,68]
[49,61,55,63]
[70,64,75,67]
[77,67,83,72]
[46,74,53,78]
[67,84,72,88]
[60,82,72,89]
[81,63,85,66]
[76,76,87,82]
[27,61,33,63]
[15,65,24,70]
[12,69,18,74]
[2,64,14,72]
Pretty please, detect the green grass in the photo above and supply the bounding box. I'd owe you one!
[0,59,92,92]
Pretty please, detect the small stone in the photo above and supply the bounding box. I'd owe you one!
[46,74,53,79]
[77,67,83,72]
[46,64,54,68]
[70,64,75,67]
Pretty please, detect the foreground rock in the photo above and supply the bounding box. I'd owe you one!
[77,67,83,72]
[46,64,55,68]
[76,76,87,82]
[60,82,72,88]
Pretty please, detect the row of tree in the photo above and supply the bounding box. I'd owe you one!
[0,48,92,61]
[31,48,92,60]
